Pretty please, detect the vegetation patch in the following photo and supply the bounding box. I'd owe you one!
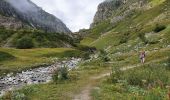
[0,48,81,76]
[153,24,166,33]
[0,51,15,61]
[16,36,34,49]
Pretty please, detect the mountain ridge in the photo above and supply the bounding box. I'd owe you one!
[0,0,71,34]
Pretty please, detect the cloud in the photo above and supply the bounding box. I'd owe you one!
[31,0,104,32]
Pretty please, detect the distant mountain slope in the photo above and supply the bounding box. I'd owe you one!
[81,0,170,52]
[0,28,73,48]
[0,0,71,34]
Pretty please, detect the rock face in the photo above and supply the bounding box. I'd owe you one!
[0,15,30,30]
[90,0,149,28]
[0,0,71,34]
[91,0,124,27]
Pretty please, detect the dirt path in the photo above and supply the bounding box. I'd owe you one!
[72,57,168,100]
[73,72,110,100]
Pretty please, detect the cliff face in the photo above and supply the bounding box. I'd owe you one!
[0,0,71,34]
[0,15,24,29]
[91,0,124,28]
[91,0,150,28]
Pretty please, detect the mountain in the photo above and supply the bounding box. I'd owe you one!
[0,0,74,48]
[0,0,71,34]
[81,0,170,52]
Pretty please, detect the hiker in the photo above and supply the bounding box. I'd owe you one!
[140,51,146,63]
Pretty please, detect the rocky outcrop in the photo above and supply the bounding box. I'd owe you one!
[0,15,29,29]
[90,0,149,28]
[91,0,124,28]
[0,0,71,34]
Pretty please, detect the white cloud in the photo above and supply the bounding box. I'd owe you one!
[31,0,104,32]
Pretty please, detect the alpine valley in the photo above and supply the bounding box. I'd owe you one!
[0,0,170,100]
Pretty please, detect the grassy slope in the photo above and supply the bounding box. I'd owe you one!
[80,0,170,99]
[91,49,170,100]
[80,21,112,46]
[81,0,170,50]
[0,28,73,48]
[88,0,170,99]
[0,48,83,76]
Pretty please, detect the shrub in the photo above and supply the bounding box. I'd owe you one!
[167,57,170,70]
[119,32,130,44]
[2,91,26,100]
[138,33,148,44]
[111,66,123,83]
[16,37,34,49]
[11,92,26,100]
[153,24,166,33]
[53,66,69,83]
[120,36,128,44]
[68,71,80,81]
[99,50,110,62]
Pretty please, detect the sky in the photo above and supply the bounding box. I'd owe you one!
[31,0,104,32]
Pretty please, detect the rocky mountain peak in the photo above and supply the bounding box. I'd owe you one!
[0,0,71,34]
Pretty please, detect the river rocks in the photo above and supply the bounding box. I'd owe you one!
[0,58,81,96]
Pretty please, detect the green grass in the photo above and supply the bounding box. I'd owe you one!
[91,49,170,100]
[91,32,121,49]
[85,0,170,51]
[80,21,112,46]
[1,62,110,100]
[149,0,166,7]
[80,37,95,46]
[0,29,73,48]
[0,48,83,76]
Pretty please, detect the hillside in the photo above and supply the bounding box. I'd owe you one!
[0,0,74,48]
[81,0,170,51]
[78,0,170,99]
[0,28,74,48]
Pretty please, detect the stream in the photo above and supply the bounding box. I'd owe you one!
[0,58,81,96]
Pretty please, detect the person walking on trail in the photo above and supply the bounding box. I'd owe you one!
[140,51,146,63]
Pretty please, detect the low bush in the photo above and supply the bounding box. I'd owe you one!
[68,71,80,81]
[153,24,166,33]
[119,32,130,44]
[53,66,69,83]
[138,33,148,44]
[99,50,110,62]
[16,36,34,49]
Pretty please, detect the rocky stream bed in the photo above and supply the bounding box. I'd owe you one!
[0,58,81,96]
